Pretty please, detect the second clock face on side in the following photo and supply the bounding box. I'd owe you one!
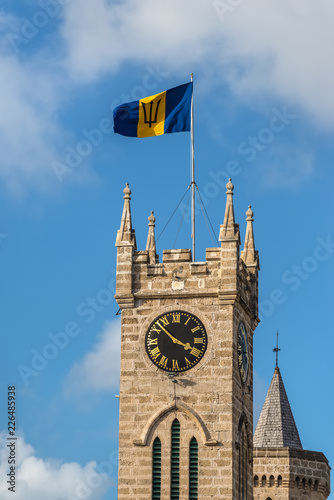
[237,321,249,384]
[145,310,207,372]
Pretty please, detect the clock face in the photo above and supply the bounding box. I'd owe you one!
[145,310,207,372]
[237,322,249,384]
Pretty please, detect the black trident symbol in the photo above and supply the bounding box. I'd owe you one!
[141,99,161,127]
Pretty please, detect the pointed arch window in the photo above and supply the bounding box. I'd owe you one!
[277,475,282,487]
[239,423,248,500]
[152,437,161,499]
[189,437,198,499]
[171,419,180,500]
[262,475,267,487]
[269,475,275,487]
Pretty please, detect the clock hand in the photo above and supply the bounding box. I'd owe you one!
[176,340,192,351]
[156,323,192,351]
[156,322,178,342]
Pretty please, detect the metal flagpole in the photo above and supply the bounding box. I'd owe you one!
[190,73,195,262]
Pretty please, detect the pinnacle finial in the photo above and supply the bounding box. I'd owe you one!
[240,205,257,267]
[219,178,238,241]
[226,178,234,194]
[146,211,157,264]
[115,183,136,248]
[123,183,131,199]
[246,205,254,221]
[148,211,155,225]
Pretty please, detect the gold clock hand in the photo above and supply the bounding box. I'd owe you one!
[174,339,192,351]
[157,322,179,343]
[157,323,192,351]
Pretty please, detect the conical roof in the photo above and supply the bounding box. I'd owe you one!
[254,367,302,449]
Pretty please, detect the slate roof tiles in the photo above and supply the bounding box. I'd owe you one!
[253,366,302,449]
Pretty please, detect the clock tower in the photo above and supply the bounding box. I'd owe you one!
[115,179,260,499]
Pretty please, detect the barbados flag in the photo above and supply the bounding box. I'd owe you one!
[113,82,192,138]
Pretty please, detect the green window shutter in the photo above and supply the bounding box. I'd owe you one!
[189,437,198,499]
[152,437,161,499]
[171,419,180,500]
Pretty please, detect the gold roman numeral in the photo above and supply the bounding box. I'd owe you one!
[190,347,201,358]
[150,346,161,361]
[158,356,168,369]
[191,326,200,333]
[159,315,169,326]
[238,354,243,367]
[172,359,179,371]
[184,317,191,325]
[151,325,161,334]
[194,337,203,344]
[172,313,181,323]
[148,338,158,345]
[185,357,191,367]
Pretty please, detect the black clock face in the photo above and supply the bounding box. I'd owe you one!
[145,310,207,372]
[237,322,249,384]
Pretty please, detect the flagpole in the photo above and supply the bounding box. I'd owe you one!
[190,73,195,262]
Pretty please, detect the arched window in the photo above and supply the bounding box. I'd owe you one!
[266,497,272,500]
[308,479,313,490]
[262,475,267,487]
[302,478,306,489]
[269,475,274,487]
[314,480,319,491]
[254,476,259,487]
[152,437,161,499]
[189,437,198,499]
[238,423,248,500]
[277,475,282,487]
[171,419,180,500]
[295,476,300,488]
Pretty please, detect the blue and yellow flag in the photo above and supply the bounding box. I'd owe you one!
[113,82,192,138]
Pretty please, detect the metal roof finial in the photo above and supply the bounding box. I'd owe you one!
[273,330,281,369]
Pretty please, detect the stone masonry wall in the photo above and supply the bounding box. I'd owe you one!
[253,448,330,500]
[116,246,258,500]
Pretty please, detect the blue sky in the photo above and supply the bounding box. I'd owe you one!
[0,1,333,498]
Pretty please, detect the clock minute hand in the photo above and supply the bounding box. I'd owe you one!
[157,322,179,343]
[157,323,192,351]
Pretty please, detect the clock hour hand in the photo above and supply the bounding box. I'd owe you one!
[157,323,192,351]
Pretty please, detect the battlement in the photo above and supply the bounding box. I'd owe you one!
[115,180,259,321]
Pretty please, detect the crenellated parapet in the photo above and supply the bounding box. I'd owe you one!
[115,179,260,325]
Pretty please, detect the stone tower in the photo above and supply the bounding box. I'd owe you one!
[253,365,330,500]
[115,179,260,499]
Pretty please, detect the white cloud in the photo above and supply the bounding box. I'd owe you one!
[60,0,222,81]
[0,54,65,198]
[0,9,97,199]
[61,0,334,127]
[0,432,113,500]
[64,319,121,398]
